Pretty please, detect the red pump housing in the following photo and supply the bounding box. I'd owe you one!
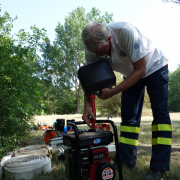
[89,147,113,180]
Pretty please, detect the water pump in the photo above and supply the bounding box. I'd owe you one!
[63,60,123,180]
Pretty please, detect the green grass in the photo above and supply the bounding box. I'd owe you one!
[1,119,180,180]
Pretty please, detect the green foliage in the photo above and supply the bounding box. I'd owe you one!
[39,7,114,114]
[168,65,180,112]
[163,0,180,5]
[34,57,77,115]
[0,12,46,155]
[96,72,151,115]
[96,72,123,115]
[55,90,77,114]
[42,86,77,115]
[96,93,122,115]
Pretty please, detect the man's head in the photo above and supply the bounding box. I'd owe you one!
[81,22,111,56]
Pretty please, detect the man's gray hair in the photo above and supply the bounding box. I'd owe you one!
[81,22,109,52]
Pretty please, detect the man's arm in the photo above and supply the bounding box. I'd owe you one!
[82,92,96,127]
[82,50,107,127]
[98,56,146,100]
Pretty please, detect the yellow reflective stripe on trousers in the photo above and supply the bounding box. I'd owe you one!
[120,126,140,133]
[152,124,172,132]
[152,137,172,145]
[119,136,138,146]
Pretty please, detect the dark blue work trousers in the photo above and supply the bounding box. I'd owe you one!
[115,65,172,171]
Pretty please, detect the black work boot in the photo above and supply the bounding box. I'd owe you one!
[146,169,166,180]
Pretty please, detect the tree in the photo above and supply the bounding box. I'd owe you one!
[0,12,46,154]
[96,72,123,115]
[40,7,114,114]
[168,65,180,112]
[163,0,180,4]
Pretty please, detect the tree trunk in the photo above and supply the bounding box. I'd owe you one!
[76,97,81,114]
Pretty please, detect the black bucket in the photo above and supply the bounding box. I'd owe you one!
[78,60,116,94]
[56,119,65,131]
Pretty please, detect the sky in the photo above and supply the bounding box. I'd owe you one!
[1,0,180,72]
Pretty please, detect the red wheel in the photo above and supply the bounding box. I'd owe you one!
[43,130,58,143]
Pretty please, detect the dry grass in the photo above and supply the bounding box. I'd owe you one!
[33,109,180,126]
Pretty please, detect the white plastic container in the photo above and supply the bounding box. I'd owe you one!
[49,137,63,149]
[107,144,116,159]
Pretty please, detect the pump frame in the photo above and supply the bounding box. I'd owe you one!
[67,120,123,180]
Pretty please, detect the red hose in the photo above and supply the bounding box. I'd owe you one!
[89,95,96,129]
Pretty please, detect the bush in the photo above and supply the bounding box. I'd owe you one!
[0,12,46,156]
[96,93,122,115]
[168,66,180,112]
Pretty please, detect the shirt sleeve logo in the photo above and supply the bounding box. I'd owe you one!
[120,50,127,57]
[134,43,139,49]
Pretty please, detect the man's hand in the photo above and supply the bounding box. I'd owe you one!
[97,88,114,100]
[82,107,96,128]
